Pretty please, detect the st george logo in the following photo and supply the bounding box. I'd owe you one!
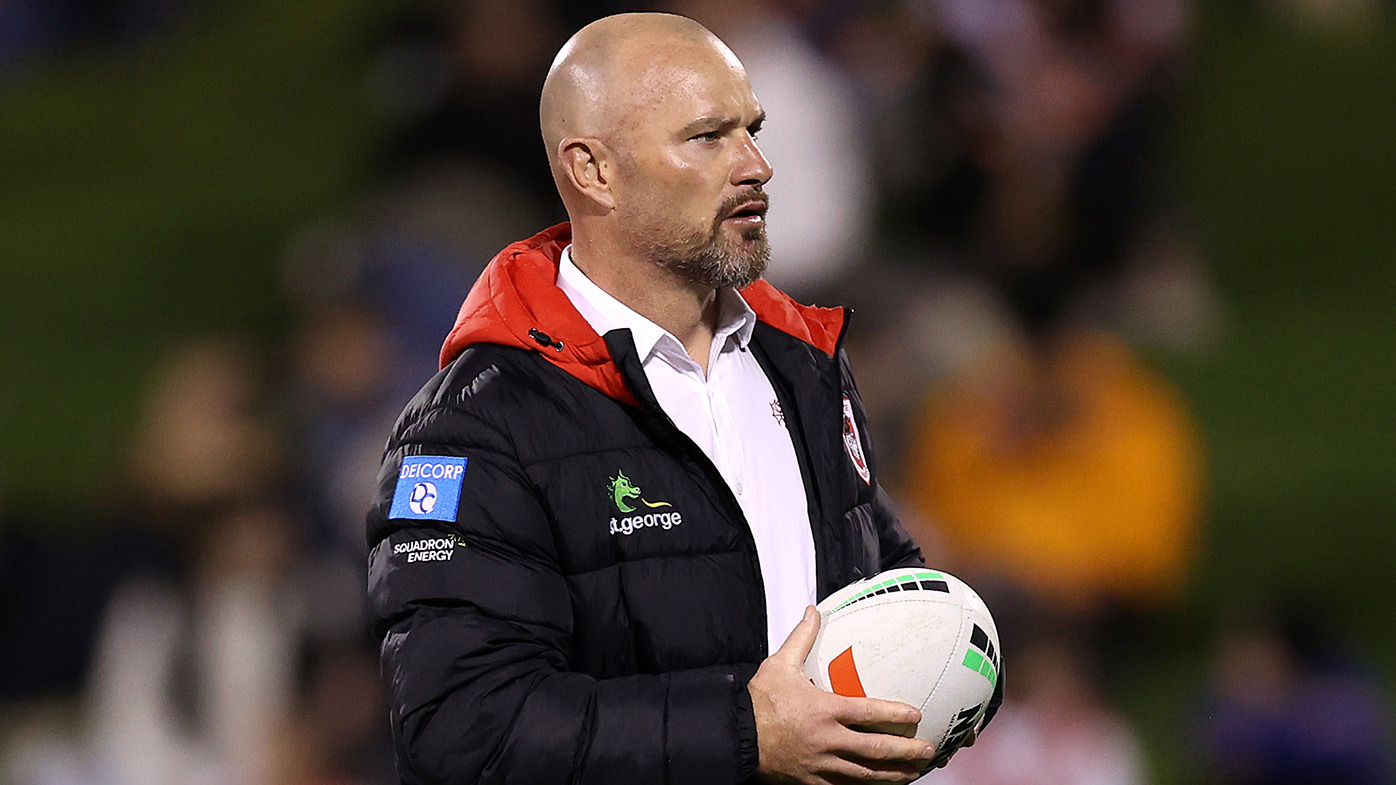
[608,470,671,513]
[607,470,683,536]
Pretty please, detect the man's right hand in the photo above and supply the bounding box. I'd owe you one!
[748,606,938,784]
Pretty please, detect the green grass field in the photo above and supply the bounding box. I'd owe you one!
[1134,8,1396,781]
[0,0,387,510]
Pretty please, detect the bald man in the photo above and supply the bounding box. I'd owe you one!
[367,14,990,785]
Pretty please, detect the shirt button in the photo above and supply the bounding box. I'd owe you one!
[736,482,744,495]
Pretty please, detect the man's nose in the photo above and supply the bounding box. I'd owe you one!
[732,132,773,187]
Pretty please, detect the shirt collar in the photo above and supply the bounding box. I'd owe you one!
[557,245,756,363]
[714,286,757,351]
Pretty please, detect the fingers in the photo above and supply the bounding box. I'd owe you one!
[756,616,940,785]
[832,695,922,729]
[772,604,821,664]
[837,727,937,765]
[821,754,927,784]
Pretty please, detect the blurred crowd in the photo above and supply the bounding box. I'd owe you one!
[2,1,1394,784]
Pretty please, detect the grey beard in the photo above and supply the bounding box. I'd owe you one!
[642,189,772,289]
[654,223,770,290]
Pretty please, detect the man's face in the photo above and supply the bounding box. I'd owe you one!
[612,45,773,290]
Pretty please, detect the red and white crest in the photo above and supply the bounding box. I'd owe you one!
[841,396,871,485]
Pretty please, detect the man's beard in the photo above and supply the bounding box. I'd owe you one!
[625,190,771,290]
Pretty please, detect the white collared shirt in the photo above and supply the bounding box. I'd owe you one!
[557,246,817,652]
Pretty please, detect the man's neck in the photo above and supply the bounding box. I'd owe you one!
[571,234,721,373]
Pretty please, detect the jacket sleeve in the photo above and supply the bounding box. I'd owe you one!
[367,405,760,785]
[836,346,924,573]
[872,483,924,572]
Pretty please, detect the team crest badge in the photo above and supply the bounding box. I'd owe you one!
[842,397,871,485]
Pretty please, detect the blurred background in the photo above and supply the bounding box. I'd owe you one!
[2,1,1394,784]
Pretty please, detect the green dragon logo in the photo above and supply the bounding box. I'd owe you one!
[608,470,671,513]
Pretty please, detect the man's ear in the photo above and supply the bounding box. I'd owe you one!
[559,138,617,211]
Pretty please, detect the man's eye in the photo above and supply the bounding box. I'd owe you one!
[691,131,720,142]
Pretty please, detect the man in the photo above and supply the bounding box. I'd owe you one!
[367,13,993,785]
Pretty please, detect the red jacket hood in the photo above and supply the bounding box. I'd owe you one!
[439,223,845,406]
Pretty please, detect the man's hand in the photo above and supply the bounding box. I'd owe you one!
[749,606,938,784]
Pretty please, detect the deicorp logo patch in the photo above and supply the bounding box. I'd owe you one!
[390,456,468,522]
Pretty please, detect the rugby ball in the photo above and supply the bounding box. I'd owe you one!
[802,568,1000,768]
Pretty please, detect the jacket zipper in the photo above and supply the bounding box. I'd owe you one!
[602,328,771,657]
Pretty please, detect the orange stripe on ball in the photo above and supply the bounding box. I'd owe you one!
[828,646,866,697]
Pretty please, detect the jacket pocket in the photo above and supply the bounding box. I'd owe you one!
[840,502,880,584]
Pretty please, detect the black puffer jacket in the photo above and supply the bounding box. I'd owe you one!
[367,224,925,785]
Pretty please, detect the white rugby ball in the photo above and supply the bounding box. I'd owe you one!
[802,568,1001,768]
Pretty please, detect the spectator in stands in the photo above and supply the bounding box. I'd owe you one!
[1194,604,1394,785]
